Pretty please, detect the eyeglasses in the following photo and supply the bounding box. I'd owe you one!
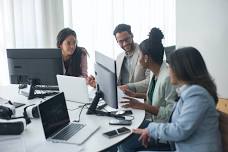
[117,36,132,45]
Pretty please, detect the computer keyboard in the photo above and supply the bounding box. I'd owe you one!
[34,85,59,91]
[53,123,85,140]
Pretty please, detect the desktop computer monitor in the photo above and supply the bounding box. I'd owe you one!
[7,48,63,85]
[94,51,118,109]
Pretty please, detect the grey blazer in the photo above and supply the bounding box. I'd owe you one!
[116,43,148,92]
[147,85,222,152]
[147,62,176,123]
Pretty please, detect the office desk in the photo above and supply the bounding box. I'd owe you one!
[0,85,145,152]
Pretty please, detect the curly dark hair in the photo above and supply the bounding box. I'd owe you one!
[169,47,218,103]
[139,27,164,65]
[56,28,76,48]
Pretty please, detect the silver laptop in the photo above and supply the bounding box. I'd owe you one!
[56,75,90,103]
[38,92,100,145]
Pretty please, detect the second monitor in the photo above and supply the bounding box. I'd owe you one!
[87,50,118,115]
[7,48,63,85]
[95,51,118,109]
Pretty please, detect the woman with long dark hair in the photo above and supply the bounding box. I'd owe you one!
[133,47,222,152]
[57,28,88,78]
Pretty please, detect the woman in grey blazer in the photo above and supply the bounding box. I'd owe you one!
[133,47,222,152]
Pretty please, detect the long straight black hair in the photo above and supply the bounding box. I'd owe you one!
[169,47,218,103]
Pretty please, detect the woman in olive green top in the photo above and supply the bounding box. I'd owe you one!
[118,28,176,152]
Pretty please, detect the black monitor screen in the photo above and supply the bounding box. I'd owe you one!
[38,92,69,138]
[95,51,118,109]
[7,48,63,85]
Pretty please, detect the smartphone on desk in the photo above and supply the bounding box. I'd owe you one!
[109,119,132,125]
[103,127,131,138]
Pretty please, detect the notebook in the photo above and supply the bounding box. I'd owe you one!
[56,75,90,103]
[38,92,100,145]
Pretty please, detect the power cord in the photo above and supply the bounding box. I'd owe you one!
[66,100,91,105]
[73,103,90,122]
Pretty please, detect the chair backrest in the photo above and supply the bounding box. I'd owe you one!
[217,98,228,152]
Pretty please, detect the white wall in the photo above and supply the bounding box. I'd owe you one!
[176,0,228,98]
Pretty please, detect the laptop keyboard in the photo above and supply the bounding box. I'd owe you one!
[53,123,85,140]
[34,85,59,91]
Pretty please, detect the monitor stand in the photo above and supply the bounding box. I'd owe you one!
[86,90,103,114]
[26,79,58,100]
[86,88,124,119]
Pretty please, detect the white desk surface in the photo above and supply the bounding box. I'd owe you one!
[0,84,145,152]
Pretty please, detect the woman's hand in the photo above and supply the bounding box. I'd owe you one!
[133,128,150,148]
[119,85,146,99]
[119,85,128,91]
[121,96,145,110]
[123,89,136,97]
[86,75,96,88]
[119,85,136,97]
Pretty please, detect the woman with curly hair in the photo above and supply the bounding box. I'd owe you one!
[118,28,177,152]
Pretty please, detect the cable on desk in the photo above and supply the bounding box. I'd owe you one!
[66,100,91,105]
[66,100,91,111]
[67,107,81,111]
[73,103,90,122]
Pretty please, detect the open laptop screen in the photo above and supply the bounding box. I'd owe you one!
[39,93,70,138]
